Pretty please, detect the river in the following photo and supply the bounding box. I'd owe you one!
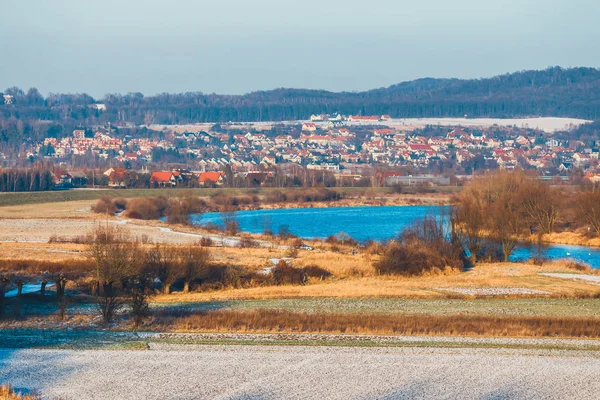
[191,206,600,268]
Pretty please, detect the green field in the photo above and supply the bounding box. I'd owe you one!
[152,298,600,318]
[0,186,460,207]
[0,188,251,206]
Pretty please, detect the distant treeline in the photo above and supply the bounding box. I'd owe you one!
[0,168,55,192]
[2,67,600,142]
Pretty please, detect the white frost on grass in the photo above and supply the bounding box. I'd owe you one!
[2,346,600,400]
[437,287,551,296]
[540,273,600,285]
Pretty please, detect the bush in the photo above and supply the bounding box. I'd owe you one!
[93,196,117,214]
[165,203,190,224]
[375,242,458,276]
[325,233,358,247]
[301,265,332,280]
[225,220,240,235]
[203,223,223,233]
[199,237,214,247]
[238,237,258,248]
[125,198,161,219]
[222,266,244,288]
[271,261,306,285]
[113,197,128,211]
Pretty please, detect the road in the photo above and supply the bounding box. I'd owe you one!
[1,345,599,399]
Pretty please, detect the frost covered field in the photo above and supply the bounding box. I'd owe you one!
[2,345,600,400]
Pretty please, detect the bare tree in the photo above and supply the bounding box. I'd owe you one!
[0,276,10,319]
[575,191,600,236]
[489,191,526,262]
[127,276,151,328]
[146,245,180,295]
[180,246,211,293]
[87,226,144,324]
[55,273,68,321]
[520,182,560,234]
[452,195,485,264]
[88,226,144,291]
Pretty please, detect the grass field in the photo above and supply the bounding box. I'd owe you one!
[0,185,462,207]
[152,297,600,318]
[3,345,600,400]
[150,262,600,301]
[0,187,391,207]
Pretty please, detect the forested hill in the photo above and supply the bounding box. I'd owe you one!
[2,67,600,129]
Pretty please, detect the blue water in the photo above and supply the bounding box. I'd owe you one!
[191,206,600,268]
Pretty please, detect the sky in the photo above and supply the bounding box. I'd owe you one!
[1,0,599,98]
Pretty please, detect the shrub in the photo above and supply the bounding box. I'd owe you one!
[113,197,128,210]
[375,242,458,276]
[238,237,258,248]
[93,196,117,214]
[325,233,358,247]
[286,247,299,258]
[271,261,306,285]
[125,198,161,219]
[278,224,293,239]
[301,265,332,280]
[165,203,190,225]
[203,223,223,233]
[263,228,274,237]
[222,266,244,288]
[225,219,240,235]
[148,196,170,215]
[199,237,214,247]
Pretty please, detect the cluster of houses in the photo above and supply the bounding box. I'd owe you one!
[103,167,224,188]
[25,117,600,188]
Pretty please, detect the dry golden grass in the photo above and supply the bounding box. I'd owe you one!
[154,309,600,338]
[0,200,95,219]
[153,262,600,302]
[541,231,600,247]
[0,242,88,261]
[212,247,287,269]
[294,252,375,277]
[0,385,39,400]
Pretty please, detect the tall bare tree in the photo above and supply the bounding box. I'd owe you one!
[87,226,144,324]
[575,191,600,236]
[145,245,180,295]
[180,246,211,293]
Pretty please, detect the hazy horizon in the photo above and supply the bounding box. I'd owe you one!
[2,0,599,97]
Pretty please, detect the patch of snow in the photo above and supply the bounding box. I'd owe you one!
[437,287,551,296]
[540,273,600,285]
[5,283,55,298]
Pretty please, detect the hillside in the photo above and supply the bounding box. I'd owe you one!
[2,67,600,130]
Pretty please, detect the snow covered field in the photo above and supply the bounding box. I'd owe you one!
[2,345,600,399]
[151,116,591,134]
[369,117,591,133]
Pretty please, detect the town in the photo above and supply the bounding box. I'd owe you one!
[4,113,600,191]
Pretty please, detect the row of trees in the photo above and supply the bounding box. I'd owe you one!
[377,170,600,275]
[452,171,596,263]
[3,67,600,129]
[453,171,560,263]
[88,227,211,324]
[0,167,55,192]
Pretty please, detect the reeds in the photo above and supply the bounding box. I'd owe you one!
[154,309,600,338]
[0,385,39,400]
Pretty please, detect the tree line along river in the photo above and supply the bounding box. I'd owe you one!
[190,206,600,269]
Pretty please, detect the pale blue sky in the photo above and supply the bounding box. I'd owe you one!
[1,0,599,97]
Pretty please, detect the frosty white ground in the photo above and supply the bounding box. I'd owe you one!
[150,117,591,134]
[540,273,600,285]
[1,345,600,400]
